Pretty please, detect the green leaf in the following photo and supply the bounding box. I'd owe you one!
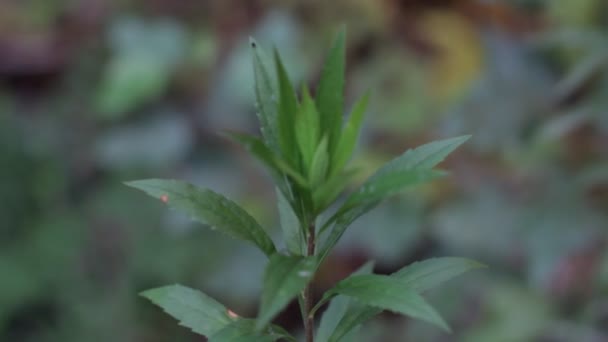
[209,320,290,342]
[392,257,486,292]
[141,284,232,337]
[325,257,484,341]
[345,169,447,208]
[257,254,317,330]
[309,136,330,187]
[316,28,346,157]
[318,201,377,264]
[322,274,450,332]
[276,188,303,255]
[296,86,321,170]
[250,38,279,150]
[344,135,471,209]
[274,48,299,166]
[326,302,378,342]
[316,261,375,342]
[319,135,471,262]
[126,179,276,256]
[225,132,308,187]
[313,168,358,213]
[332,91,369,175]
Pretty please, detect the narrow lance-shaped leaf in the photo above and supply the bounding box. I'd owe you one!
[326,257,484,341]
[225,132,308,188]
[141,285,233,337]
[274,48,299,167]
[296,86,321,170]
[257,254,317,330]
[126,179,276,257]
[332,91,369,175]
[392,257,486,292]
[250,38,279,150]
[309,135,329,188]
[313,168,358,214]
[318,201,376,265]
[344,135,471,209]
[319,136,471,260]
[316,27,346,157]
[276,188,303,255]
[321,274,450,332]
[326,302,378,342]
[316,261,375,342]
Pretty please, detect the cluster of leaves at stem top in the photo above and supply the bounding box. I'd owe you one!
[126,28,483,342]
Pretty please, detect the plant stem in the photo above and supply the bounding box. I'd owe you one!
[304,222,316,342]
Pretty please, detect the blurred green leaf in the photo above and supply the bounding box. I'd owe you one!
[126,179,276,256]
[97,17,186,118]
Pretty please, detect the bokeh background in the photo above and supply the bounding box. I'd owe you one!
[1,0,608,341]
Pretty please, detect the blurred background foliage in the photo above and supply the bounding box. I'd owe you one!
[1,0,607,341]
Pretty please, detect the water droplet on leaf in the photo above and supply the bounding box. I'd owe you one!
[298,270,311,277]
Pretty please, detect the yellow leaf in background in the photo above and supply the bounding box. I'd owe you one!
[419,10,483,107]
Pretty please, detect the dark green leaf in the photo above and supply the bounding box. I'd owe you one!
[296,86,321,170]
[276,188,303,255]
[392,257,486,292]
[257,254,317,330]
[316,28,346,157]
[316,261,375,342]
[318,201,377,264]
[126,179,276,256]
[313,168,358,213]
[327,302,378,342]
[323,274,450,331]
[274,48,299,166]
[309,136,329,187]
[209,319,280,342]
[141,285,232,337]
[225,132,308,187]
[345,169,447,207]
[319,136,470,261]
[250,38,279,150]
[332,92,369,175]
[325,257,484,341]
[344,135,470,209]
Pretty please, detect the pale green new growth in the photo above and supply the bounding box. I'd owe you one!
[129,29,482,342]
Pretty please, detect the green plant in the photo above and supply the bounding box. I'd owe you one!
[126,29,483,342]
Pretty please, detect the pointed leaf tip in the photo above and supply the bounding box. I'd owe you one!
[125,179,276,257]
